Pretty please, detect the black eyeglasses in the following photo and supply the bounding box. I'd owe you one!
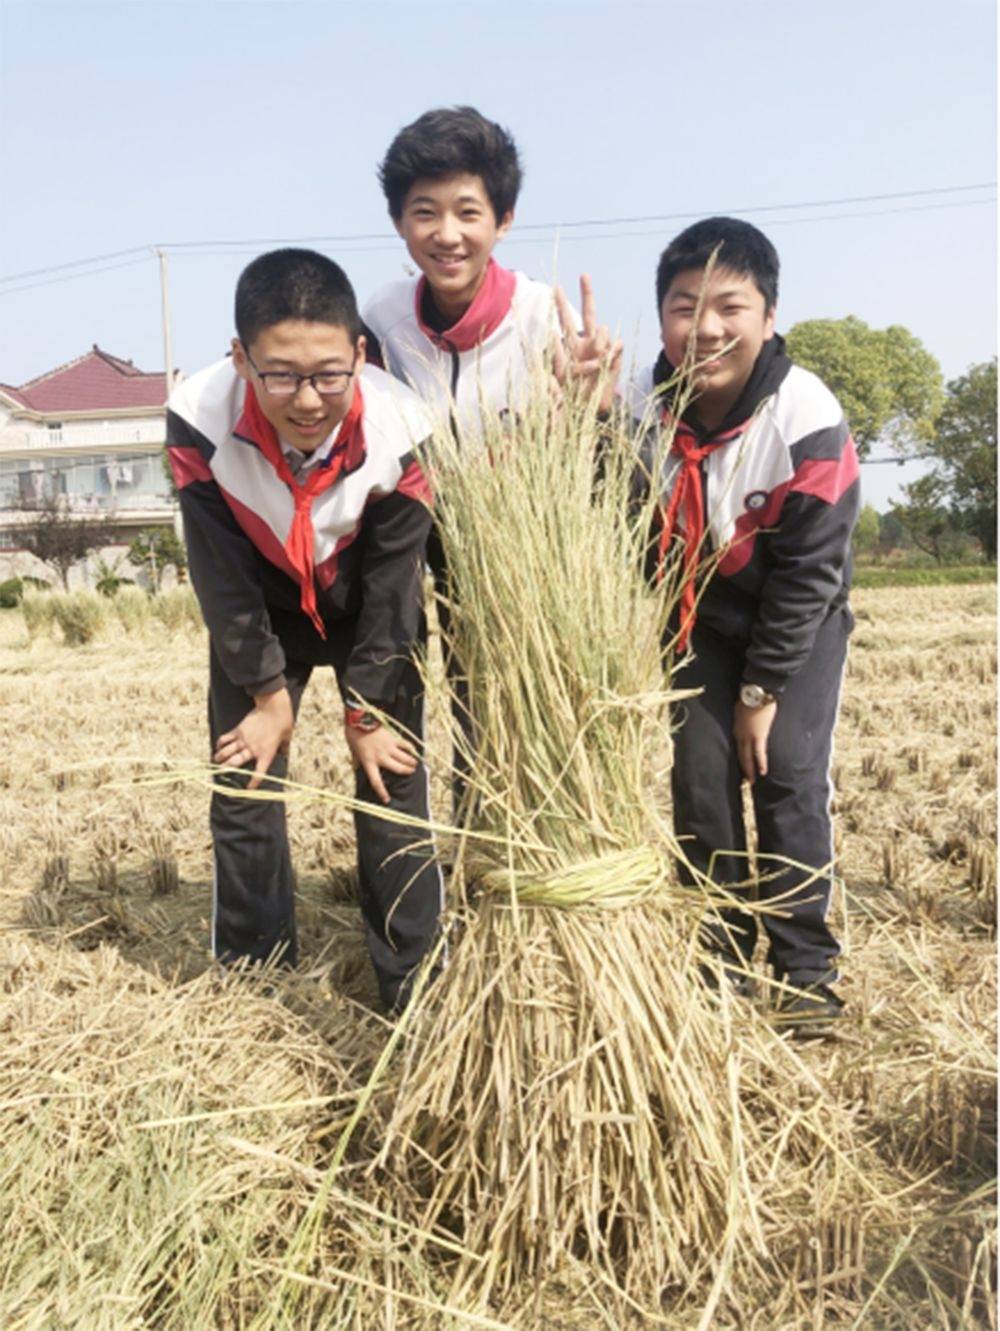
[244,348,358,398]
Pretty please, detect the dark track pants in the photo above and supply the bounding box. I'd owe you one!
[669,606,851,984]
[207,633,443,1011]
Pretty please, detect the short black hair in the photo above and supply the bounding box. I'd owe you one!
[655,217,780,312]
[234,248,362,348]
[378,106,522,223]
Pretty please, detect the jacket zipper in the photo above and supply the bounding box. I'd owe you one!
[444,339,461,442]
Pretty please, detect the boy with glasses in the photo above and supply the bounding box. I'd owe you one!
[166,248,442,1013]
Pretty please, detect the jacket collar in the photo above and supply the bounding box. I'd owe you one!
[234,379,367,480]
[233,380,367,638]
[414,258,517,352]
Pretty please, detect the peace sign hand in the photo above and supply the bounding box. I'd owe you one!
[553,273,623,415]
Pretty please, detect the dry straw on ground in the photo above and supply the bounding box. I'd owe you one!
[0,393,994,1324]
[0,935,373,1328]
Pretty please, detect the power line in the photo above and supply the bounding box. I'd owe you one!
[133,181,1000,246]
[139,195,997,264]
[861,453,935,465]
[737,197,995,228]
[0,246,151,286]
[0,193,992,300]
[506,181,998,232]
[0,255,153,299]
[138,181,1000,251]
[0,181,994,287]
[511,197,997,245]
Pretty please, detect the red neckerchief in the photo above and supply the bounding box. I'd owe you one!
[658,416,742,651]
[236,382,366,638]
[414,258,517,351]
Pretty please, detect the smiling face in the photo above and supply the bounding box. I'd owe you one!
[395,172,513,321]
[231,319,364,453]
[660,265,776,426]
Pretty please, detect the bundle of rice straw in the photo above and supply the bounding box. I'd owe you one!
[371,365,890,1321]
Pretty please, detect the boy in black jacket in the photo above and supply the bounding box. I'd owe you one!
[627,218,860,1029]
[166,249,442,1012]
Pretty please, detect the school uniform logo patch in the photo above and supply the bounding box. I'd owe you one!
[745,489,769,511]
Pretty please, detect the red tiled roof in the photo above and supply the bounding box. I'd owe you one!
[0,346,168,413]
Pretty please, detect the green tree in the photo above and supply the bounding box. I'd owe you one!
[890,474,969,564]
[852,503,880,559]
[786,316,943,458]
[877,507,906,558]
[930,359,997,560]
[92,554,133,597]
[127,526,187,592]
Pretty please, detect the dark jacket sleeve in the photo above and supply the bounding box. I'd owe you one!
[360,320,385,370]
[743,444,860,695]
[166,409,287,697]
[628,421,674,582]
[341,455,432,709]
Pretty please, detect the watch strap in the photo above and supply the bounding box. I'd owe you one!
[345,706,380,732]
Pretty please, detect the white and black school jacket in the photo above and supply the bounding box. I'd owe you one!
[628,336,861,696]
[166,359,432,707]
[362,259,560,437]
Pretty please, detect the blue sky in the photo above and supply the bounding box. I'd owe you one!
[0,0,995,508]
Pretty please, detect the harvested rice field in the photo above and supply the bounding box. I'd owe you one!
[0,580,995,1328]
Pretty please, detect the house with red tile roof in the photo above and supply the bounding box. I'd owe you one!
[0,346,181,580]
[0,346,173,415]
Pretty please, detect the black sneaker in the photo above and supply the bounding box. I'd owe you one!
[773,981,845,1037]
[699,958,756,1001]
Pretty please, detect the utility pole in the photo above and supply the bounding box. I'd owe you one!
[155,248,175,403]
[155,248,184,544]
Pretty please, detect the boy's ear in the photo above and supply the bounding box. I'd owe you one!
[764,305,777,340]
[496,209,515,242]
[355,333,367,368]
[392,215,406,239]
[231,338,251,380]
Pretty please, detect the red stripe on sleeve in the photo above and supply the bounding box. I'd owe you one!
[717,480,793,577]
[216,483,298,582]
[396,458,434,506]
[315,526,363,589]
[168,445,212,489]
[790,437,860,505]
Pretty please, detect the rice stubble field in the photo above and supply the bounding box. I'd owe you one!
[0,579,995,1328]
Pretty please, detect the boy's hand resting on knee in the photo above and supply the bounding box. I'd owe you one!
[214,687,295,791]
[345,724,418,805]
[733,700,778,783]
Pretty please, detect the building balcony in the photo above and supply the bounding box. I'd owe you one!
[0,420,165,454]
[0,493,174,518]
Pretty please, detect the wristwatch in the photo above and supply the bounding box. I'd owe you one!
[345,706,380,733]
[739,682,777,710]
